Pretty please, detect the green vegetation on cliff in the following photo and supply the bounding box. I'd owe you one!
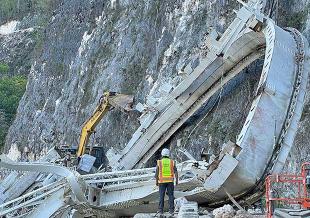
[0,62,9,74]
[0,0,63,149]
[0,0,62,24]
[0,76,27,149]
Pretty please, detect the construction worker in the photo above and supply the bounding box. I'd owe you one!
[155,148,178,216]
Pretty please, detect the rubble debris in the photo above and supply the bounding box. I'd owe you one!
[178,201,199,218]
[175,197,189,212]
[212,204,235,218]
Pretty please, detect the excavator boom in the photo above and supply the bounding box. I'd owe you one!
[76,91,134,157]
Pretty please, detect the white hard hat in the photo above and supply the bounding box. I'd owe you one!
[161,148,170,157]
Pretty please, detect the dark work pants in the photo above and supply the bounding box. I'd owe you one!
[158,182,174,213]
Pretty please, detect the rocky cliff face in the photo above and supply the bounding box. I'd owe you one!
[2,0,310,171]
[0,27,36,76]
[3,0,233,161]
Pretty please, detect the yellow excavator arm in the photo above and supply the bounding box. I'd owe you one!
[76,91,134,157]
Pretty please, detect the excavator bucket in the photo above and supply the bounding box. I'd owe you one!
[108,93,134,112]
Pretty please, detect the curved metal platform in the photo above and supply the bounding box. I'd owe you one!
[0,0,309,217]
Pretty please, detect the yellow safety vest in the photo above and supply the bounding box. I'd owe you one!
[157,158,175,183]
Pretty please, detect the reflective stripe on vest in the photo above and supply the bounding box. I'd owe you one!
[158,158,174,183]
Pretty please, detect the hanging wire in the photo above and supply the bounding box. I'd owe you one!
[183,58,225,147]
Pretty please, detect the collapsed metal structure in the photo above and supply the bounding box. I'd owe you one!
[0,0,309,217]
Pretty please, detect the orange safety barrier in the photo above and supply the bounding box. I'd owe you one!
[265,162,310,218]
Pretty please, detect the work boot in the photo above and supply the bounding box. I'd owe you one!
[157,211,164,218]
